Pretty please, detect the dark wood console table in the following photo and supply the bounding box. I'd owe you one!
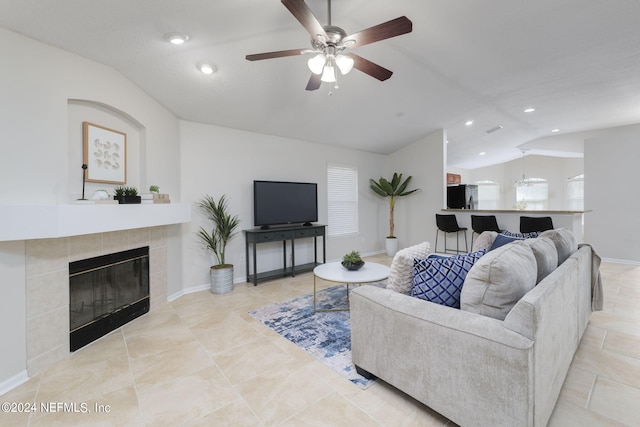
[244,224,326,286]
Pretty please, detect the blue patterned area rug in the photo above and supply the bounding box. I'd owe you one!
[248,285,379,389]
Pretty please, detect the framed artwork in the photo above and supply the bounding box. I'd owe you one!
[83,122,126,184]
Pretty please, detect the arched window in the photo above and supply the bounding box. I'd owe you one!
[566,174,584,210]
[475,180,500,209]
[515,178,548,210]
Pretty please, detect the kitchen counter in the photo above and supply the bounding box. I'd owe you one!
[441,209,588,243]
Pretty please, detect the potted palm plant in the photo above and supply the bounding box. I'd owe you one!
[196,194,241,294]
[370,172,420,256]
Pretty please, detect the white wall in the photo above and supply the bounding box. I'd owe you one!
[386,129,446,250]
[179,121,387,291]
[464,155,583,210]
[0,28,181,204]
[0,241,27,394]
[585,124,640,262]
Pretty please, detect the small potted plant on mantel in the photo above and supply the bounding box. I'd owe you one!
[196,194,241,294]
[113,186,141,204]
[370,172,420,256]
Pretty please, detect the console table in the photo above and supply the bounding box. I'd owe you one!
[244,224,326,286]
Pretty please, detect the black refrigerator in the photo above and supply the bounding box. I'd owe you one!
[447,184,478,209]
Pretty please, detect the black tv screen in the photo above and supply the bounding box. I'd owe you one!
[253,180,318,227]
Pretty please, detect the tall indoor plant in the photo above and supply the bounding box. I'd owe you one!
[370,172,420,256]
[196,194,241,294]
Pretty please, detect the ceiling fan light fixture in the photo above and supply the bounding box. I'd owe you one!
[307,54,326,74]
[321,63,336,82]
[335,54,354,75]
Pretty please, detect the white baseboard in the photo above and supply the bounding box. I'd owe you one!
[167,284,209,302]
[167,276,250,302]
[602,257,640,266]
[0,370,29,397]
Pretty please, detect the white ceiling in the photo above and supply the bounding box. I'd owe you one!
[2,0,640,169]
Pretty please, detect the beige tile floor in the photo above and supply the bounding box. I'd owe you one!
[1,254,639,426]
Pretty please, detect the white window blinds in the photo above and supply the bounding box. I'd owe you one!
[327,164,358,237]
[516,178,548,210]
[475,180,500,209]
[566,174,584,210]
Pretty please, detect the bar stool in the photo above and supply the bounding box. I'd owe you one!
[470,215,501,248]
[435,214,468,254]
[520,216,554,233]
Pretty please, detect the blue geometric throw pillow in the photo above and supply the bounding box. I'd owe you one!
[411,249,486,308]
[501,230,540,239]
[489,233,524,251]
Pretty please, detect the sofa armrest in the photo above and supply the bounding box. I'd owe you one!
[350,285,534,427]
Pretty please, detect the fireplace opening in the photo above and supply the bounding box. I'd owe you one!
[69,246,149,352]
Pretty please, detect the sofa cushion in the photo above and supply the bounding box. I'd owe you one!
[387,241,431,294]
[522,236,558,283]
[472,231,498,252]
[538,228,577,265]
[411,250,486,308]
[460,241,537,320]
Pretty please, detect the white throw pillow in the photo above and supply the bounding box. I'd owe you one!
[538,228,577,265]
[460,241,537,320]
[387,241,431,294]
[522,236,558,283]
[472,231,498,253]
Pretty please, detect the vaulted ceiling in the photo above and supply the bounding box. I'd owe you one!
[2,0,639,169]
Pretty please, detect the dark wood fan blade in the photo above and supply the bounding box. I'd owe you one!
[344,16,412,47]
[349,54,393,81]
[281,0,328,41]
[305,73,321,91]
[246,48,308,61]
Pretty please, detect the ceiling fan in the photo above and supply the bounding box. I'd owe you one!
[246,0,413,91]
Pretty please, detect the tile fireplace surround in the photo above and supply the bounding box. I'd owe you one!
[26,227,168,376]
[0,203,191,378]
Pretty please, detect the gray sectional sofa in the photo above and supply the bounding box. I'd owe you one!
[350,229,603,427]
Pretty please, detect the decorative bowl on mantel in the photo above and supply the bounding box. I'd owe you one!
[341,261,365,271]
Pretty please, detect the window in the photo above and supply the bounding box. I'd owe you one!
[566,174,584,210]
[515,178,548,210]
[475,180,500,209]
[327,164,358,237]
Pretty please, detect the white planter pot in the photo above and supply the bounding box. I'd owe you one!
[210,265,234,294]
[385,238,399,257]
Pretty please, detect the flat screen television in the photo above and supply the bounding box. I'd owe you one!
[253,180,318,228]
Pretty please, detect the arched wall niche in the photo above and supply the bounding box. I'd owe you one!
[67,99,147,200]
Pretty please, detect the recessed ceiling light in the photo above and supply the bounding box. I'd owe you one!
[479,152,486,156]
[524,108,536,113]
[551,128,560,133]
[198,63,217,75]
[164,32,190,45]
[465,120,474,126]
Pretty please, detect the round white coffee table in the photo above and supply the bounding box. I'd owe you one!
[313,262,390,312]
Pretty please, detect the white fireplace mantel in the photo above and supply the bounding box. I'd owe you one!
[0,203,191,241]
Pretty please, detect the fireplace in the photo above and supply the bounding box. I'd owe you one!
[69,246,150,351]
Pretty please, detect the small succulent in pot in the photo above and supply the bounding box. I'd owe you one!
[342,250,365,271]
[124,186,138,196]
